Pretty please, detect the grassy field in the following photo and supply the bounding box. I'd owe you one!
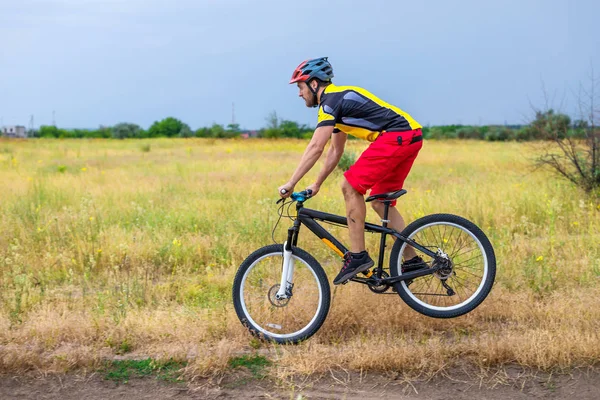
[0,138,599,380]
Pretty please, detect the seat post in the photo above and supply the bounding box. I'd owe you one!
[381,201,391,227]
[376,201,392,275]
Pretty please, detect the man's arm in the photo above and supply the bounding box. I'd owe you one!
[278,126,333,196]
[316,131,347,186]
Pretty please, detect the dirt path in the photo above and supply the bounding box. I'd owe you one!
[2,367,599,399]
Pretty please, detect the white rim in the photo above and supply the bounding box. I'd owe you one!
[240,251,323,339]
[399,222,488,311]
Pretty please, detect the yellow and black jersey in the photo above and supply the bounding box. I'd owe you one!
[316,84,422,142]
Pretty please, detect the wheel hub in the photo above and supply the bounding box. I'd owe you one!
[268,284,290,307]
[432,250,454,280]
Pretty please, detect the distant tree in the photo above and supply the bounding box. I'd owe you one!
[265,111,279,130]
[225,123,241,138]
[147,117,188,137]
[262,111,282,138]
[195,127,212,137]
[95,126,113,138]
[522,110,571,140]
[178,124,194,138]
[39,125,59,138]
[533,65,600,195]
[112,123,143,139]
[279,120,301,138]
[227,123,241,132]
[209,123,226,138]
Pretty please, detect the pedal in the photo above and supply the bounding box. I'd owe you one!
[362,269,373,278]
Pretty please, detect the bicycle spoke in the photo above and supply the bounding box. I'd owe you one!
[399,221,489,310]
[241,254,322,337]
[453,253,483,267]
[454,270,483,279]
[452,246,481,261]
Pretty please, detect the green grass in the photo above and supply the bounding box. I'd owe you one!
[1,138,599,378]
[103,358,186,383]
[228,355,271,378]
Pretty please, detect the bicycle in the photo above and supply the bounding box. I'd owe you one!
[232,189,496,344]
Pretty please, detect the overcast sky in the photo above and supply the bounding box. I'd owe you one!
[1,0,599,130]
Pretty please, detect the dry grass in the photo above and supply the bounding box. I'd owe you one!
[1,138,599,379]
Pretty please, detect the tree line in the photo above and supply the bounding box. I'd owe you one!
[29,111,315,140]
[25,110,592,142]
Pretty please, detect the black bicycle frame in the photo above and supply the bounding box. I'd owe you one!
[284,202,440,285]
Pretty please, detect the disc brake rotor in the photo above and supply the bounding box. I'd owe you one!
[268,284,290,307]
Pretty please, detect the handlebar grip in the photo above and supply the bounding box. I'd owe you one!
[280,189,288,195]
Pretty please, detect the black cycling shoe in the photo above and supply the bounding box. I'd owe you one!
[333,251,374,285]
[393,256,427,291]
[401,255,427,273]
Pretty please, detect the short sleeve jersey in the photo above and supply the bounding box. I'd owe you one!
[316,84,422,142]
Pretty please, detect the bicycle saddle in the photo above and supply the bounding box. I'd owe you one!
[365,189,407,202]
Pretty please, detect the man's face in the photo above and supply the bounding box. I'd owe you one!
[297,81,316,108]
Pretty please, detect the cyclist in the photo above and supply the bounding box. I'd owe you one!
[278,57,424,285]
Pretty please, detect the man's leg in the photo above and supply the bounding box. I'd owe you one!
[370,202,417,260]
[341,178,366,253]
[331,178,374,285]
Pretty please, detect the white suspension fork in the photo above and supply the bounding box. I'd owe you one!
[276,242,295,299]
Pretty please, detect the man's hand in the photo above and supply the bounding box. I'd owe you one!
[278,182,295,198]
[306,182,321,197]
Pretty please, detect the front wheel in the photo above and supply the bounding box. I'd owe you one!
[390,214,496,318]
[232,244,331,344]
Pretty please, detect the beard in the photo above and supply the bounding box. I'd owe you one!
[304,95,316,108]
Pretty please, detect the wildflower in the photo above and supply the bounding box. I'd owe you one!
[536,256,543,262]
[81,167,87,172]
[172,238,182,247]
[89,216,94,221]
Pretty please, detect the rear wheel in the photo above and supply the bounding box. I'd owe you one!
[390,214,496,318]
[232,244,330,344]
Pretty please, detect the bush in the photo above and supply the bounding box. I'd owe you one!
[112,123,143,139]
[456,126,482,139]
[484,126,514,141]
[337,150,357,172]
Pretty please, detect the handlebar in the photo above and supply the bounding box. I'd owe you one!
[277,189,313,204]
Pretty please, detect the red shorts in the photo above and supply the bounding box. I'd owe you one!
[344,129,422,206]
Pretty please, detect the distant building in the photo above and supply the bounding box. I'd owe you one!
[241,130,259,138]
[1,125,27,138]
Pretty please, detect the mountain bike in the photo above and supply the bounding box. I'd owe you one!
[232,189,496,344]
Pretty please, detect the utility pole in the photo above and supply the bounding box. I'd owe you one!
[231,102,236,125]
[52,110,56,127]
